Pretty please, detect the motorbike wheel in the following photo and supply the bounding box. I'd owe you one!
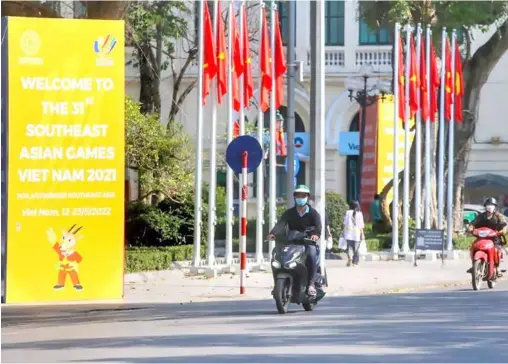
[472,260,484,291]
[303,301,315,311]
[274,278,291,314]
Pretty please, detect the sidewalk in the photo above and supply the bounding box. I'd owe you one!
[124,259,473,304]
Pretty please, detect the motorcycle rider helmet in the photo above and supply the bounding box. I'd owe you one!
[294,185,310,207]
[484,197,497,214]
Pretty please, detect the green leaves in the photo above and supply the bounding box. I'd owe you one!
[125,98,194,202]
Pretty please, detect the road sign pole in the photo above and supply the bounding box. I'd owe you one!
[240,151,248,294]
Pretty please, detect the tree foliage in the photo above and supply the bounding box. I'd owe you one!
[125,98,193,202]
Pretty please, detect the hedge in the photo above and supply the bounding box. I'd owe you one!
[125,245,205,273]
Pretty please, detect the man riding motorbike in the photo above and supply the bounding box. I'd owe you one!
[267,185,322,297]
[468,197,508,277]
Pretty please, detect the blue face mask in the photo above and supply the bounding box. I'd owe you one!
[295,197,308,206]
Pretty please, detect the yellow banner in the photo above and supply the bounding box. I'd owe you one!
[376,96,415,203]
[5,17,125,303]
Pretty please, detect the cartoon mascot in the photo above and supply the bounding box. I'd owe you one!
[46,224,84,291]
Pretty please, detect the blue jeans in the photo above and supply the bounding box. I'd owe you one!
[347,240,360,265]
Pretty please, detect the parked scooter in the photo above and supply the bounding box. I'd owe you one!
[269,229,327,314]
[469,226,506,290]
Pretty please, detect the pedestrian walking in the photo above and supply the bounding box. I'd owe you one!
[343,200,365,267]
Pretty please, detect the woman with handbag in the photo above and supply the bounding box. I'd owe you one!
[343,200,365,267]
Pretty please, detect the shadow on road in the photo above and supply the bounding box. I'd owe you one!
[3,288,508,363]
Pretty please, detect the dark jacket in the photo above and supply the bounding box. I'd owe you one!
[471,211,507,232]
[269,205,323,238]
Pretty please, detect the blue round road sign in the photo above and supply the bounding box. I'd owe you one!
[225,135,263,174]
[284,156,300,175]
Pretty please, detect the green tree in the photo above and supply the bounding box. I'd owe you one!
[360,1,508,231]
[125,98,193,202]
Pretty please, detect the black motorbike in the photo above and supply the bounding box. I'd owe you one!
[270,229,327,314]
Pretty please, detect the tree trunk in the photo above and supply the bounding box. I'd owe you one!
[138,41,160,114]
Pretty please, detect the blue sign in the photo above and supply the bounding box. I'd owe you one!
[284,156,300,175]
[262,132,310,157]
[226,135,264,173]
[338,132,360,156]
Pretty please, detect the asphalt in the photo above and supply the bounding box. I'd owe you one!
[3,279,508,363]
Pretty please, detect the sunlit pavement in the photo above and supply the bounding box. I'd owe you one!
[3,279,508,363]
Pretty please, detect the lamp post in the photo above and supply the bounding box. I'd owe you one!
[346,64,387,202]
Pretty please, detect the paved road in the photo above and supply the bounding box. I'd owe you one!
[3,280,508,363]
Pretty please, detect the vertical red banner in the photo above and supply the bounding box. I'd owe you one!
[359,102,379,220]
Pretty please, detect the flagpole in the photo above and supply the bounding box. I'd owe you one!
[414,24,422,232]
[255,0,265,264]
[238,0,246,262]
[207,0,220,267]
[402,24,411,254]
[268,1,277,257]
[437,27,446,231]
[225,0,235,266]
[424,25,431,229]
[446,29,456,252]
[391,23,401,255]
[193,1,206,267]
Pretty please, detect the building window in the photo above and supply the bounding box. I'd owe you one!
[277,1,296,47]
[194,1,214,43]
[325,0,345,46]
[358,4,392,45]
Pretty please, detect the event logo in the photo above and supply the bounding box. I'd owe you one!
[19,30,43,65]
[93,34,117,66]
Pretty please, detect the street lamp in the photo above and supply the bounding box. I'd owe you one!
[346,64,387,202]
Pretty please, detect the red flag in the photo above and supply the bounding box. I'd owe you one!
[242,6,253,108]
[429,39,440,122]
[420,37,429,122]
[274,11,287,110]
[397,36,405,122]
[454,42,464,123]
[409,35,419,118]
[259,9,272,112]
[444,38,453,121]
[216,1,227,105]
[233,120,240,138]
[202,2,217,106]
[276,120,287,156]
[231,12,242,112]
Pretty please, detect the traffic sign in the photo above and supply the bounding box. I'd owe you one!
[225,135,263,173]
[284,155,300,175]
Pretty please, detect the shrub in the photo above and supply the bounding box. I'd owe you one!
[326,191,349,238]
[125,245,205,273]
[453,236,474,250]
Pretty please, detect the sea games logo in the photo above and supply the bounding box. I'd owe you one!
[19,30,43,65]
[93,34,117,67]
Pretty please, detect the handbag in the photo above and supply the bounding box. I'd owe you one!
[359,239,368,255]
[326,236,334,250]
[338,236,347,251]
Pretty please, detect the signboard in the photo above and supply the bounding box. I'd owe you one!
[3,17,125,303]
[376,96,415,203]
[415,229,444,250]
[284,156,300,175]
[263,132,310,158]
[338,132,360,156]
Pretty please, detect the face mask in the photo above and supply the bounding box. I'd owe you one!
[486,205,495,213]
[295,197,308,207]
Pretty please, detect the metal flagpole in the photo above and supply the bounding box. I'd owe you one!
[316,0,326,271]
[402,24,411,254]
[437,27,446,231]
[238,0,246,255]
[391,23,401,255]
[424,25,431,229]
[446,30,456,252]
[268,1,277,256]
[193,1,206,266]
[414,24,422,232]
[286,0,296,205]
[207,0,220,267]
[225,0,235,266]
[255,0,265,264]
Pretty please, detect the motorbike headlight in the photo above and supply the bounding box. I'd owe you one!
[272,260,281,268]
[478,230,489,238]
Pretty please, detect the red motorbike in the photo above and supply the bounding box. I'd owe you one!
[469,227,505,290]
